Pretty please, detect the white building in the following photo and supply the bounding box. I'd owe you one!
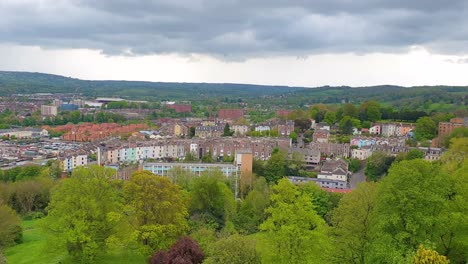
[62,154,88,172]
[255,125,270,132]
[351,148,372,160]
[231,125,249,136]
[41,105,58,117]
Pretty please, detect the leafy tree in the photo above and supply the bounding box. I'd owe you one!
[289,131,298,144]
[437,138,468,262]
[184,152,198,162]
[412,245,449,264]
[11,177,54,214]
[294,118,312,132]
[263,149,286,184]
[167,167,195,190]
[234,177,270,234]
[365,151,395,181]
[339,116,354,134]
[331,182,377,264]
[260,179,330,264]
[415,117,437,141]
[124,171,188,254]
[0,204,22,248]
[0,250,5,264]
[300,182,342,224]
[324,111,337,125]
[348,158,362,173]
[222,123,234,137]
[202,155,214,163]
[189,127,196,138]
[252,158,265,176]
[343,103,358,118]
[150,237,204,264]
[46,159,63,179]
[190,175,235,229]
[360,101,382,122]
[370,160,449,262]
[286,151,305,176]
[41,165,122,262]
[395,149,425,162]
[204,234,261,264]
[442,127,468,148]
[309,104,328,123]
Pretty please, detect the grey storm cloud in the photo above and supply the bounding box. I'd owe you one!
[1,0,468,58]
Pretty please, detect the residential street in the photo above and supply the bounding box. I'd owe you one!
[349,161,366,189]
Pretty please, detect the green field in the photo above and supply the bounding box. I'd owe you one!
[4,220,146,264]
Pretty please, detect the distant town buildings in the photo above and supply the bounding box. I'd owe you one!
[318,158,350,182]
[218,109,244,120]
[312,129,329,143]
[166,104,192,113]
[436,117,467,146]
[41,105,58,116]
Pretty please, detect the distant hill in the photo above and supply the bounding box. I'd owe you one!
[0,71,466,111]
[0,71,304,100]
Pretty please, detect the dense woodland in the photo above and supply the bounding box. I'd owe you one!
[0,138,467,263]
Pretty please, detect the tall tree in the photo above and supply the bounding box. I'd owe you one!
[263,150,286,184]
[415,117,437,141]
[190,175,235,229]
[260,179,330,264]
[365,151,395,181]
[0,204,22,248]
[339,116,354,135]
[437,138,468,262]
[124,171,188,254]
[234,177,270,234]
[360,101,382,122]
[343,103,358,118]
[369,160,449,262]
[331,182,378,264]
[324,111,337,125]
[41,165,122,262]
[223,123,233,137]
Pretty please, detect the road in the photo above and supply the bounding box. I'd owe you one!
[349,161,366,189]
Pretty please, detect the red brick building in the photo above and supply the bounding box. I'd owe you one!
[218,109,244,120]
[44,123,148,142]
[166,104,192,113]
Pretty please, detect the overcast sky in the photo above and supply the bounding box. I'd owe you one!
[1,0,468,87]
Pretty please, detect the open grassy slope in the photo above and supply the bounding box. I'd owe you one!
[4,220,145,264]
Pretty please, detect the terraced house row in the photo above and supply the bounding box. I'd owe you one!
[58,137,290,172]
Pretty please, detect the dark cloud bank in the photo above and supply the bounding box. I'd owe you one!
[1,0,467,58]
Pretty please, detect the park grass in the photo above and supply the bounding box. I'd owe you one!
[4,219,146,264]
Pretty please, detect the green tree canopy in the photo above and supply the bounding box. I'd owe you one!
[263,150,286,184]
[365,151,395,181]
[331,182,377,264]
[124,171,189,254]
[204,234,261,264]
[189,175,235,229]
[260,178,330,264]
[0,204,22,248]
[370,160,449,262]
[415,116,437,141]
[41,165,122,262]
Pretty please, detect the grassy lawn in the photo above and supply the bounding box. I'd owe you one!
[4,220,146,264]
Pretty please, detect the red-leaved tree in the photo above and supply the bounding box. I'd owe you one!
[149,237,204,264]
